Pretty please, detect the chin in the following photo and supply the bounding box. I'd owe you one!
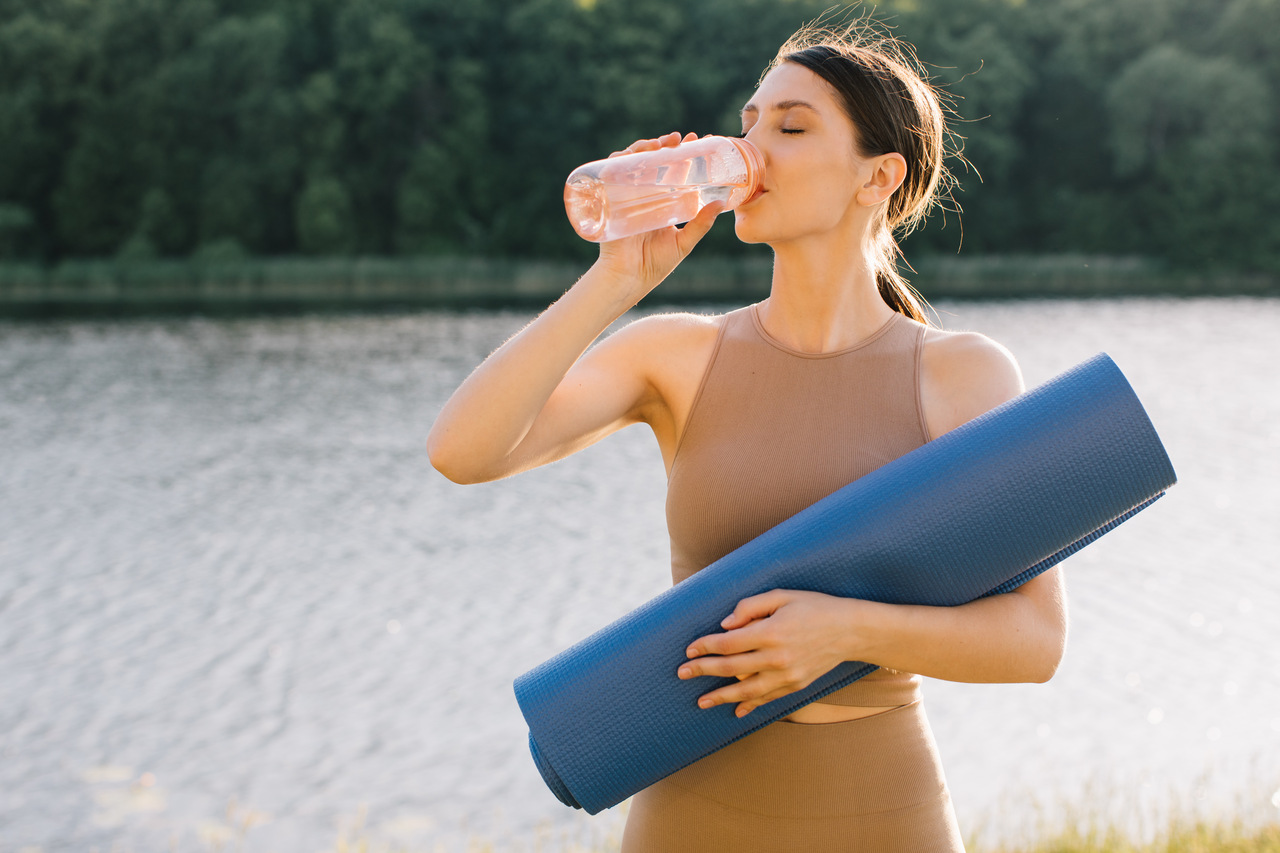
[733,211,770,245]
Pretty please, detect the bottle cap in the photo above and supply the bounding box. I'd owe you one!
[727,137,764,197]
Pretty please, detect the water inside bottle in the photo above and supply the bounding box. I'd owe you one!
[566,179,734,243]
[564,138,760,242]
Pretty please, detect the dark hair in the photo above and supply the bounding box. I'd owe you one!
[768,19,960,325]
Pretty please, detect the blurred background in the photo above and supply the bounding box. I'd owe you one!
[1,1,1278,852]
[0,0,1278,306]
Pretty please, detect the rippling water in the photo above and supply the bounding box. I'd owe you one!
[1,297,1278,851]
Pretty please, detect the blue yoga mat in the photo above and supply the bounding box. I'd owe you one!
[514,353,1176,814]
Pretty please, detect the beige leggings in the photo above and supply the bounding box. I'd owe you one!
[620,700,965,853]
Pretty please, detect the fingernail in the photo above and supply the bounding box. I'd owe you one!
[686,647,698,658]
[736,707,750,718]
[698,698,712,709]
[678,667,691,678]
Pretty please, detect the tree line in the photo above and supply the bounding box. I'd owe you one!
[1,0,1277,272]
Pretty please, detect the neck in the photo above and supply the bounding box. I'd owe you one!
[761,231,896,354]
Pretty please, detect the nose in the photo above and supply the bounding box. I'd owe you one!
[742,125,768,166]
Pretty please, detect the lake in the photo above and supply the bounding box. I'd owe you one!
[1,295,1277,851]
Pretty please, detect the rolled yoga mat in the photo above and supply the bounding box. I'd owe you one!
[514,352,1177,814]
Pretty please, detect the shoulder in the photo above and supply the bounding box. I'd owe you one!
[594,308,728,373]
[610,308,725,342]
[584,308,731,422]
[918,324,1025,439]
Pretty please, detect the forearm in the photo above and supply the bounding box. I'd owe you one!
[426,262,642,482]
[842,572,1068,684]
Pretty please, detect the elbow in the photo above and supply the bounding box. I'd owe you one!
[426,428,506,485]
[426,429,482,485]
[1027,656,1061,684]
[1018,581,1068,684]
[1027,629,1068,684]
[428,449,483,486]
[429,451,477,485]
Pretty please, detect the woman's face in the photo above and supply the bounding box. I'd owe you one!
[734,61,877,246]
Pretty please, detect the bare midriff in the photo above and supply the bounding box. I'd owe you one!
[782,703,903,724]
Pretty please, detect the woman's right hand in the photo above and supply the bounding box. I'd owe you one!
[594,131,727,300]
[428,132,725,485]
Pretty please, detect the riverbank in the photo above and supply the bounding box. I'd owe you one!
[280,809,1280,853]
[1,254,1276,317]
[970,819,1280,853]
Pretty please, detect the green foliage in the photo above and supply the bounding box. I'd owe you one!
[1,0,1277,272]
[192,237,249,262]
[296,174,355,254]
[0,202,34,258]
[1105,45,1279,271]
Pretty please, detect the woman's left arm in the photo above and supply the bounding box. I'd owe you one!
[680,331,1068,717]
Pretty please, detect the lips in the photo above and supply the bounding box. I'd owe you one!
[744,186,766,205]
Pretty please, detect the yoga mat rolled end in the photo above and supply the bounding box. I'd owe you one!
[529,732,580,809]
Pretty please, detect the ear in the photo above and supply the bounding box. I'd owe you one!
[855,152,908,207]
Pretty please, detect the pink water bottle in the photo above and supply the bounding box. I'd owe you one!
[564,135,764,242]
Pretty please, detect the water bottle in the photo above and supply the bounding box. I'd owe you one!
[564,135,764,242]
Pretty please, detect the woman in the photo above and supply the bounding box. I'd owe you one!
[428,22,1067,853]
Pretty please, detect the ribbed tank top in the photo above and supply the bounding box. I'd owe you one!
[665,302,930,707]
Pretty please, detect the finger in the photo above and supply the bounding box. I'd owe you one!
[682,131,698,143]
[609,133,673,158]
[686,615,767,658]
[673,201,726,256]
[720,589,790,630]
[626,132,677,155]
[735,683,801,717]
[678,650,770,681]
[609,142,655,159]
[694,671,782,710]
[633,134,672,152]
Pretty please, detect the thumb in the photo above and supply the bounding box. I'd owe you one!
[674,201,726,256]
[722,589,788,629]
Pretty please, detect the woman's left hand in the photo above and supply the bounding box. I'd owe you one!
[677,589,862,717]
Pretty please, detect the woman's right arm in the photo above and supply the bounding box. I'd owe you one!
[427,132,723,484]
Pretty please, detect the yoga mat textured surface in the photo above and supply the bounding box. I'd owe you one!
[514,353,1177,814]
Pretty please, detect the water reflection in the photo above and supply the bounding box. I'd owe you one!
[1,297,1277,850]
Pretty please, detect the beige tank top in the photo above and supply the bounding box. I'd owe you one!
[665,302,930,707]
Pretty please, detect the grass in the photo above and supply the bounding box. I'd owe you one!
[317,815,1280,853]
[0,253,1276,317]
[969,817,1280,852]
[180,797,1280,853]
[70,776,1280,852]
[964,778,1280,853]
[76,764,1280,852]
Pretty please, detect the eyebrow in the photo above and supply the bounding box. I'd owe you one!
[739,99,821,119]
